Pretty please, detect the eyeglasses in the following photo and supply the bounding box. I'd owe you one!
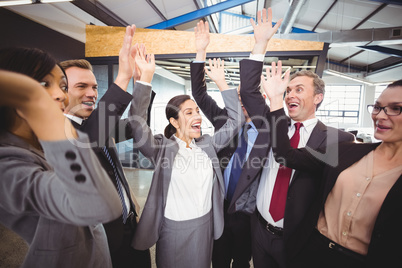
[367,105,402,116]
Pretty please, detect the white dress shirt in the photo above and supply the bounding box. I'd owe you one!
[164,136,214,221]
[257,118,318,227]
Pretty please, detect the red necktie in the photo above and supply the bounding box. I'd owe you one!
[269,122,303,222]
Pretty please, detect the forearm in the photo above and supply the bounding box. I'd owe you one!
[114,75,131,92]
[239,60,269,121]
[213,89,245,151]
[195,49,206,61]
[269,95,284,111]
[129,82,159,159]
[270,108,323,172]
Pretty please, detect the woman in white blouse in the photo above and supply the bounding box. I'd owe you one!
[129,49,244,267]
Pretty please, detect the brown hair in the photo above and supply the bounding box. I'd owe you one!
[59,59,93,72]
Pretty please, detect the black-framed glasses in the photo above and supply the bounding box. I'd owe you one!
[367,105,402,116]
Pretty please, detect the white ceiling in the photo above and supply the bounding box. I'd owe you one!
[5,0,402,84]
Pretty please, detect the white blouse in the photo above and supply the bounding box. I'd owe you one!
[164,136,214,221]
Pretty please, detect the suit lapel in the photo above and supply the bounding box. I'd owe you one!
[306,120,327,149]
[161,137,180,204]
[290,121,327,186]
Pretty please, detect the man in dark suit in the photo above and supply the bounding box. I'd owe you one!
[61,25,151,268]
[240,22,355,268]
[191,9,281,267]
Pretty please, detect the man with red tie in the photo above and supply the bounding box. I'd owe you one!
[240,39,355,268]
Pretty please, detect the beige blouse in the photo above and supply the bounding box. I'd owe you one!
[317,150,402,255]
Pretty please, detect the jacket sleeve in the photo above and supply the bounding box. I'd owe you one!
[270,108,331,174]
[0,132,121,226]
[190,62,228,130]
[239,59,270,129]
[81,83,133,147]
[128,82,164,162]
[114,90,156,143]
[211,88,245,152]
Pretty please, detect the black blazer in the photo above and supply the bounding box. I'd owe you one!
[191,60,271,215]
[71,83,144,252]
[271,108,402,268]
[239,59,355,261]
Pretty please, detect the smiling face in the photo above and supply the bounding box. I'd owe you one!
[40,65,68,112]
[64,66,98,119]
[285,75,323,122]
[371,85,402,143]
[170,99,202,144]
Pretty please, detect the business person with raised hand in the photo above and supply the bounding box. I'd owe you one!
[240,12,354,266]
[129,46,244,267]
[61,25,151,268]
[0,48,121,268]
[264,62,402,268]
[191,17,275,267]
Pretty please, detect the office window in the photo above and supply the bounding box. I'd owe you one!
[316,85,362,125]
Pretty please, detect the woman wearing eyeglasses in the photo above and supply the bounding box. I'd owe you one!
[262,71,402,268]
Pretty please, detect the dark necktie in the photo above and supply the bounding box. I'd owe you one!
[102,146,129,223]
[227,124,250,202]
[269,122,303,222]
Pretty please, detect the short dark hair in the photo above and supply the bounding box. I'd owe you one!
[164,95,192,138]
[290,70,325,110]
[0,47,58,133]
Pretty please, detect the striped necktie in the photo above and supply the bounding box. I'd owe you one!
[102,146,129,223]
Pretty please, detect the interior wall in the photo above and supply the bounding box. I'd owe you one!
[0,8,85,61]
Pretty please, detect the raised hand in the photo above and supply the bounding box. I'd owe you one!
[135,44,155,84]
[205,58,229,92]
[115,24,137,90]
[194,20,210,61]
[133,43,147,83]
[261,61,290,110]
[250,8,282,54]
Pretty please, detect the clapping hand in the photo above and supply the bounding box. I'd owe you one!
[116,24,137,90]
[135,44,155,84]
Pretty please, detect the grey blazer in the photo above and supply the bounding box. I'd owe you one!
[0,131,121,268]
[129,83,245,250]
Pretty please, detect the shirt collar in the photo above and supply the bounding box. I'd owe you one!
[290,117,318,133]
[246,121,257,132]
[64,113,84,125]
[174,135,197,149]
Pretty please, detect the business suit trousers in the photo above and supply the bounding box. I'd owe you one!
[212,200,252,268]
[156,211,213,268]
[290,229,365,268]
[251,212,285,268]
[110,214,151,268]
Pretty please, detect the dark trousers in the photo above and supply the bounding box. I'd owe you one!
[251,211,286,268]
[106,214,151,268]
[291,229,365,268]
[212,201,252,268]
